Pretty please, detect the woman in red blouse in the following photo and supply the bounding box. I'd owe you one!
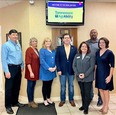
[25,37,40,108]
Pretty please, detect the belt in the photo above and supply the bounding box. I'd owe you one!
[8,64,21,67]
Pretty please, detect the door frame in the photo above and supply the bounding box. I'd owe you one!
[0,26,3,92]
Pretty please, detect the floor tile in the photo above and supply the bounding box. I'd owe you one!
[1,92,116,115]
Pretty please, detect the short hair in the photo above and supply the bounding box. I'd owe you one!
[8,29,18,35]
[62,33,71,39]
[42,37,54,50]
[90,29,98,34]
[98,37,109,48]
[29,37,38,46]
[78,41,91,54]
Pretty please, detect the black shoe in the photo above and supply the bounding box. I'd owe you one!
[6,107,14,114]
[12,102,25,107]
[97,100,103,106]
[79,106,84,111]
[83,110,88,114]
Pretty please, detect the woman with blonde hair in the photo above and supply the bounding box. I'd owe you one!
[39,37,56,106]
[25,37,40,108]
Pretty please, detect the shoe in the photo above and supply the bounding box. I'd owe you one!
[13,102,25,107]
[102,110,108,114]
[70,101,76,107]
[83,110,88,114]
[6,107,14,114]
[97,100,103,106]
[47,99,54,104]
[44,100,49,106]
[28,102,38,108]
[99,107,109,113]
[59,102,65,107]
[99,108,103,112]
[79,106,84,111]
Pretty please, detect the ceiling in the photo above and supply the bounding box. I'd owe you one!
[0,0,116,9]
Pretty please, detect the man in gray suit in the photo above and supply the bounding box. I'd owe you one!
[86,29,102,106]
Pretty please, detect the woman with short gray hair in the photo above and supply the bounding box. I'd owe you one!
[25,37,40,108]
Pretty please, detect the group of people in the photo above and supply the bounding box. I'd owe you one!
[1,29,115,115]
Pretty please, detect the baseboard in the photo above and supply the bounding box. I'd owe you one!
[19,95,81,104]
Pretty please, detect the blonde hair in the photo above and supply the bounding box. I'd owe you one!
[42,37,54,50]
[29,37,38,46]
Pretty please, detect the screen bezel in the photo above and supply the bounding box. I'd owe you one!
[46,0,85,26]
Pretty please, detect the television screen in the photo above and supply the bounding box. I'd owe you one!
[46,0,85,26]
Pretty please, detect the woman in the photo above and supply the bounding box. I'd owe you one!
[95,37,115,114]
[73,42,95,114]
[25,37,40,108]
[39,37,56,106]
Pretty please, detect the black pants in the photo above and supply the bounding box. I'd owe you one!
[5,65,22,108]
[98,89,102,101]
[78,81,92,111]
[42,80,53,100]
[91,82,102,101]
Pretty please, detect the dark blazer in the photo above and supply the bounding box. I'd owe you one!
[73,53,95,82]
[56,45,77,75]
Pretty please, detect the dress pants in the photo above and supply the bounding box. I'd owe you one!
[42,80,53,100]
[78,81,92,111]
[5,65,22,108]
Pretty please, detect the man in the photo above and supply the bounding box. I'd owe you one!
[86,29,103,106]
[56,33,77,107]
[1,29,24,114]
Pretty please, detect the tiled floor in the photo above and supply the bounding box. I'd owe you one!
[0,92,116,115]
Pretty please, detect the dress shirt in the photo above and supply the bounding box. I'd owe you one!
[64,45,70,60]
[1,40,24,73]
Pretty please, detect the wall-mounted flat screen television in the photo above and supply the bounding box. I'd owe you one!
[46,0,85,26]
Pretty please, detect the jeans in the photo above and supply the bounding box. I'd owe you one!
[27,80,36,102]
[60,74,74,102]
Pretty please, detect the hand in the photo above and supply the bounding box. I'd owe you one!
[79,73,84,79]
[30,72,34,78]
[21,68,24,72]
[48,68,54,72]
[52,66,56,72]
[5,72,11,79]
[105,76,111,84]
[58,71,62,76]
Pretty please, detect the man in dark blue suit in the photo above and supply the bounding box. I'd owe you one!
[56,33,77,107]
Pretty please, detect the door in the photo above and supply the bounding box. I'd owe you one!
[52,28,78,48]
[0,26,3,92]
